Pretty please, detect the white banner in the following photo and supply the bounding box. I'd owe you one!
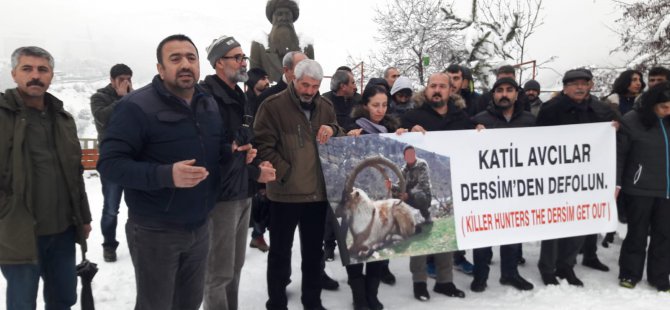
[384,122,618,250]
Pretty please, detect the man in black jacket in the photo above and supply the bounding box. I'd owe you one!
[322,68,360,132]
[98,34,252,310]
[201,35,276,310]
[475,65,530,115]
[470,78,535,293]
[402,73,468,302]
[536,69,618,287]
[89,63,132,262]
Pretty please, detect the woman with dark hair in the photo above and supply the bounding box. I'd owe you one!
[617,81,670,291]
[605,69,646,115]
[344,85,407,310]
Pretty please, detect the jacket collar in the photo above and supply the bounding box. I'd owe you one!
[151,75,210,109]
[202,74,246,106]
[1,88,66,116]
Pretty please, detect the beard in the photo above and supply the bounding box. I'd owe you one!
[269,24,300,56]
[428,99,447,109]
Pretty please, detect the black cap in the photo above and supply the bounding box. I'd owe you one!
[524,79,540,91]
[492,77,519,90]
[562,69,592,84]
[246,68,268,88]
[462,66,473,81]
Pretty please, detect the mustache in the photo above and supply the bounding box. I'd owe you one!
[177,69,194,76]
[27,79,45,87]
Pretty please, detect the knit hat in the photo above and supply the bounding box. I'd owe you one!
[562,69,592,84]
[492,77,519,90]
[246,68,268,88]
[206,35,241,68]
[523,79,540,91]
[461,66,473,81]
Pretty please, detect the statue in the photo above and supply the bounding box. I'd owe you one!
[250,0,315,82]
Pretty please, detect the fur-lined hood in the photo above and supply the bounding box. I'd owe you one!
[412,90,467,110]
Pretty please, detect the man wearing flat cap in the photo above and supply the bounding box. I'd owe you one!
[200,34,276,310]
[250,0,315,83]
[535,68,618,288]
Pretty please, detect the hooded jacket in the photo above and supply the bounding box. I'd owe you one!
[617,111,670,198]
[389,76,415,118]
[254,81,343,203]
[401,92,473,131]
[0,89,92,264]
[98,75,230,228]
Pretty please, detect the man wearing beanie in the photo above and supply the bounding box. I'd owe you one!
[201,34,277,310]
[524,79,543,116]
[470,77,535,293]
[246,67,270,116]
[536,68,618,287]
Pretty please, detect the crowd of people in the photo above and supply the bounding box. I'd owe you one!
[1,18,670,310]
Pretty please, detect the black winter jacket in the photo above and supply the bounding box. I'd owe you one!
[401,99,474,131]
[536,93,618,126]
[98,75,230,228]
[200,75,261,201]
[472,101,536,129]
[617,111,670,198]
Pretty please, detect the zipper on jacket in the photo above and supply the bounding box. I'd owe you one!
[297,124,304,148]
[660,117,670,199]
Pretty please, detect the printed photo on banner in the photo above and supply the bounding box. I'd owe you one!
[319,134,458,265]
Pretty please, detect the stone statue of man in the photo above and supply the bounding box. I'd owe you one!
[250,0,315,82]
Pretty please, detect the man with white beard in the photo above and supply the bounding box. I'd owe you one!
[201,35,277,310]
[250,0,315,82]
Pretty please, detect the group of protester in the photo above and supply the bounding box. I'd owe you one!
[1,33,669,310]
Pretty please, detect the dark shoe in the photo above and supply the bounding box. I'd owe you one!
[324,245,335,262]
[365,276,384,310]
[619,278,636,289]
[517,257,526,265]
[470,278,487,292]
[601,232,615,248]
[380,266,396,285]
[103,248,117,262]
[541,273,559,286]
[434,282,465,298]
[500,274,534,291]
[555,268,584,286]
[413,282,430,301]
[321,272,339,291]
[582,258,609,272]
[249,236,269,252]
[348,278,370,310]
[454,260,474,275]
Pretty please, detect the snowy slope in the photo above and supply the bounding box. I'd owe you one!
[1,174,669,309]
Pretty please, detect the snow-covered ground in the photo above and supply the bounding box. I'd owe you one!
[1,174,669,309]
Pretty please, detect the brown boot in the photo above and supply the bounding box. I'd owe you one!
[249,236,269,252]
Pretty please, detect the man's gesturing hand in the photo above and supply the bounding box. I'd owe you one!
[172,159,209,188]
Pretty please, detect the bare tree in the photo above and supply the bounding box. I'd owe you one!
[370,0,465,85]
[612,0,670,69]
[442,0,544,87]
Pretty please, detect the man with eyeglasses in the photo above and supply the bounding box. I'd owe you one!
[201,35,277,310]
[535,68,618,287]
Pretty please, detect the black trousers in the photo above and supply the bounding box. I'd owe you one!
[581,234,599,261]
[618,194,670,287]
[538,236,585,275]
[473,244,521,280]
[266,201,327,310]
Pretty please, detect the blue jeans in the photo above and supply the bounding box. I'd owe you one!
[100,177,123,249]
[1,227,77,310]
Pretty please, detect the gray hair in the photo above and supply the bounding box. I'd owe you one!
[383,66,398,78]
[11,46,55,70]
[294,59,323,81]
[282,51,305,70]
[330,70,351,92]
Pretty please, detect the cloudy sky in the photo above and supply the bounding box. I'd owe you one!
[0,0,632,90]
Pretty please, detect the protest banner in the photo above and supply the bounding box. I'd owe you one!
[319,122,617,265]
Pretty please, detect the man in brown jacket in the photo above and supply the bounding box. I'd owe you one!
[0,46,92,309]
[254,59,343,310]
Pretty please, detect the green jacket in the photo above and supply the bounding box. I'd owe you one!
[0,89,92,264]
[90,84,122,142]
[254,82,343,203]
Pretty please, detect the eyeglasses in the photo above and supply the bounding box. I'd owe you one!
[222,54,249,63]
